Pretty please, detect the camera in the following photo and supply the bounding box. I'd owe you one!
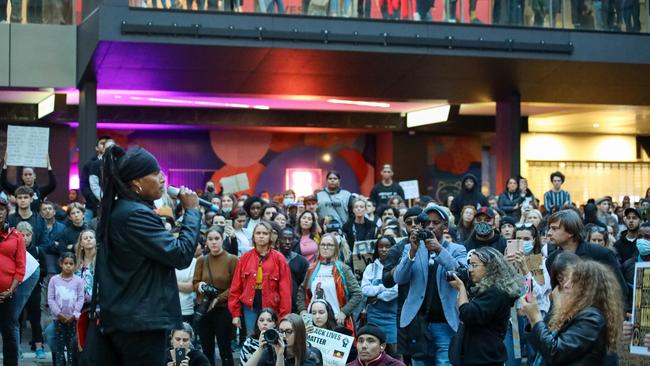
[445,266,471,285]
[200,283,221,300]
[263,329,281,344]
[416,229,434,241]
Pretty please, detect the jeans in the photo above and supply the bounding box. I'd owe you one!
[83,208,94,224]
[411,322,455,366]
[242,305,258,333]
[13,269,39,345]
[28,0,44,23]
[44,322,60,353]
[266,0,285,13]
[0,0,21,22]
[0,296,18,366]
[200,307,234,366]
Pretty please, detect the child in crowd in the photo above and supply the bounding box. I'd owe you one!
[48,252,84,366]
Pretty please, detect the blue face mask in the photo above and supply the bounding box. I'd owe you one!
[522,240,534,255]
[637,238,650,256]
[283,197,294,206]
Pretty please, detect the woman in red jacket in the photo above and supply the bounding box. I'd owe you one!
[229,221,292,332]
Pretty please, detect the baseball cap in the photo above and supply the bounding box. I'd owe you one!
[476,207,495,218]
[624,207,641,219]
[423,203,450,223]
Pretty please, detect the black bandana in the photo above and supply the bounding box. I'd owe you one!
[117,147,160,182]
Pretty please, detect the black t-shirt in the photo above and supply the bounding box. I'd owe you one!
[370,182,405,206]
[353,222,367,243]
[421,261,446,323]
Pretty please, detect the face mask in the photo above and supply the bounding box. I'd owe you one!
[522,240,534,255]
[207,186,215,193]
[474,222,493,237]
[637,238,650,256]
[283,197,293,206]
[222,207,232,214]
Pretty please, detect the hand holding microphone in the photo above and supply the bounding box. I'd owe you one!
[167,186,218,212]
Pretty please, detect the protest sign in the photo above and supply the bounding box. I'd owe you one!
[399,180,420,200]
[307,327,354,366]
[220,173,250,194]
[7,125,49,168]
[525,254,545,285]
[352,239,375,282]
[630,262,650,356]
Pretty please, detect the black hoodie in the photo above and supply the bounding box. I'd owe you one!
[450,173,488,222]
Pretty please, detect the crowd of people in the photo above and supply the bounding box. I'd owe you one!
[131,0,645,32]
[1,136,650,366]
[0,0,74,24]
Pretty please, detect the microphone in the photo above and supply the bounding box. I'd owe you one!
[167,186,220,212]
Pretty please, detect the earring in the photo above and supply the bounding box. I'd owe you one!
[136,186,143,195]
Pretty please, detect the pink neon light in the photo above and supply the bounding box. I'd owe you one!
[286,169,322,197]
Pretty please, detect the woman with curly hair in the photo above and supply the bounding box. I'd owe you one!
[519,260,624,365]
[448,246,523,366]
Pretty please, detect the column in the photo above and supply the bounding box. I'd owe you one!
[493,94,522,193]
[78,80,97,169]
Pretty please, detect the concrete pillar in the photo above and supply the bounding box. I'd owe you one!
[493,95,522,193]
[78,80,97,169]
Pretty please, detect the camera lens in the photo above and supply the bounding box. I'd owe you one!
[264,329,280,344]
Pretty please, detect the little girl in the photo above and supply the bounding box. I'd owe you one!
[48,252,84,366]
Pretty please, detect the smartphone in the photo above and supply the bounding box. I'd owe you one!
[175,348,186,366]
[525,277,534,302]
[225,220,233,228]
[301,313,313,328]
[506,239,523,256]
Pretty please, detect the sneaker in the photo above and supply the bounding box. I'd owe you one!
[35,347,46,359]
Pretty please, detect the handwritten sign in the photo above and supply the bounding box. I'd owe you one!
[220,173,250,194]
[631,262,650,356]
[352,239,376,282]
[7,126,49,168]
[399,180,420,200]
[307,327,354,366]
[525,254,545,285]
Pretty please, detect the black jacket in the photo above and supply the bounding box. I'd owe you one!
[285,251,310,313]
[97,198,201,333]
[454,286,517,365]
[57,223,89,254]
[622,256,637,313]
[1,169,57,212]
[497,190,523,219]
[613,230,637,264]
[449,174,488,222]
[258,344,323,366]
[80,156,100,211]
[463,231,507,254]
[342,218,377,250]
[7,212,49,249]
[528,307,607,366]
[165,349,210,366]
[545,241,627,301]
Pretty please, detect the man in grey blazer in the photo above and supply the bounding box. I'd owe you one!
[393,204,467,366]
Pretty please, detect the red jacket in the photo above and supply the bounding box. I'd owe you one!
[228,248,292,319]
[0,228,26,292]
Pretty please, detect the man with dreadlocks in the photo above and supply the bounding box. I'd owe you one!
[94,144,201,365]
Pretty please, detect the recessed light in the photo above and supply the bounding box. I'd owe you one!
[593,123,600,128]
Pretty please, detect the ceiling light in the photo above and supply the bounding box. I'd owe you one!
[37,94,56,119]
[593,123,600,128]
[406,105,452,128]
[326,99,391,108]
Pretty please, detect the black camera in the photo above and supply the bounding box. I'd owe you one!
[263,328,281,344]
[445,266,471,285]
[200,283,221,300]
[416,229,434,241]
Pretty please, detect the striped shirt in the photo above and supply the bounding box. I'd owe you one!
[543,190,572,212]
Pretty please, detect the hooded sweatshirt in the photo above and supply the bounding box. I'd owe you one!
[450,174,488,222]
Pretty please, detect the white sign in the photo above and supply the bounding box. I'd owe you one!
[399,180,420,200]
[307,327,354,366]
[7,126,49,168]
[631,262,650,356]
[220,173,250,194]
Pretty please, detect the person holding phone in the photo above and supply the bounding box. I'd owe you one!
[166,323,210,366]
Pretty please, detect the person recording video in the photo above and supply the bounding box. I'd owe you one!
[166,323,210,366]
[255,313,323,366]
[95,145,202,365]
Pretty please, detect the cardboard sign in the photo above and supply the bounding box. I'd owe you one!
[352,239,376,282]
[220,173,250,194]
[631,262,650,356]
[307,327,354,366]
[525,254,545,285]
[7,125,49,168]
[399,180,420,200]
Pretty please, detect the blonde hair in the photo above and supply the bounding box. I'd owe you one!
[318,233,340,261]
[16,221,33,235]
[75,229,97,270]
[549,260,623,350]
[252,221,274,250]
